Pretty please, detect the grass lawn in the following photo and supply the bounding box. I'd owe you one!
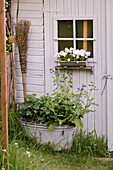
[1,110,113,169]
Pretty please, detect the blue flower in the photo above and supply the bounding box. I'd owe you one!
[46,97,48,99]
[59,94,61,96]
[76,97,79,99]
[82,88,84,91]
[47,93,49,95]
[77,88,80,90]
[82,84,87,87]
[85,96,87,98]
[71,78,73,80]
[57,83,59,86]
[72,95,74,98]
[94,86,96,88]
[56,74,58,76]
[84,91,86,93]
[62,74,65,78]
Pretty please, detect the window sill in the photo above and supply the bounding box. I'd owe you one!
[55,66,92,70]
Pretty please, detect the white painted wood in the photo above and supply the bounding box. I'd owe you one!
[100,0,107,136]
[13,18,43,26]
[86,0,93,16]
[13,10,43,19]
[13,3,43,11]
[71,0,79,16]
[16,55,44,63]
[94,0,102,136]
[16,77,44,85]
[78,0,86,16]
[106,0,113,151]
[13,0,43,3]
[63,0,71,16]
[16,84,44,93]
[44,0,51,94]
[16,62,44,71]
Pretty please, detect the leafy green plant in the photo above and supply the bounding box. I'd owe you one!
[5,0,12,55]
[71,130,110,157]
[17,69,98,132]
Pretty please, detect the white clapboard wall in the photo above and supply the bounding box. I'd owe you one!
[44,0,110,143]
[12,0,113,150]
[12,0,45,103]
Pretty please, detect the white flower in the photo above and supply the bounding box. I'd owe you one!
[85,51,91,56]
[67,58,70,61]
[14,143,18,145]
[85,56,88,59]
[26,151,31,157]
[65,48,70,53]
[76,55,79,59]
[73,49,80,55]
[80,49,86,56]
[2,168,5,170]
[59,51,67,57]
[26,151,30,154]
[2,149,7,152]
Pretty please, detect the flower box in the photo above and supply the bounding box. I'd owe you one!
[59,60,88,67]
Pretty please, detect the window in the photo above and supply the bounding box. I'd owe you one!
[55,19,96,58]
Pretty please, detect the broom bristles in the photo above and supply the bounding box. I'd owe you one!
[15,19,31,56]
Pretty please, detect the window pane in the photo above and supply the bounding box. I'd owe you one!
[58,40,73,52]
[76,40,93,58]
[58,20,73,38]
[76,20,93,38]
[76,20,83,38]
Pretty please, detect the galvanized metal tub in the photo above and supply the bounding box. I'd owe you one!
[20,120,76,150]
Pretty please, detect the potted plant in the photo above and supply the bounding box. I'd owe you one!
[17,69,98,149]
[56,48,91,67]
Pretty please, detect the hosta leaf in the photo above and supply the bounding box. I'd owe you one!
[71,118,83,129]
[47,122,58,132]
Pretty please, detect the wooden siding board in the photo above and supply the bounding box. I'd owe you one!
[63,0,71,16]
[16,62,44,71]
[86,0,93,16]
[85,0,95,132]
[16,84,44,93]
[71,0,79,16]
[107,0,113,151]
[44,0,51,94]
[78,0,86,16]
[101,0,107,136]
[16,55,44,63]
[13,18,43,26]
[16,77,44,85]
[13,3,43,11]
[94,0,102,136]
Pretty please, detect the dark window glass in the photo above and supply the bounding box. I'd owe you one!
[58,20,73,38]
[76,40,93,58]
[76,20,83,38]
[58,40,73,52]
[76,20,93,38]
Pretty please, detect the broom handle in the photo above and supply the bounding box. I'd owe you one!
[22,73,27,102]
[16,0,19,25]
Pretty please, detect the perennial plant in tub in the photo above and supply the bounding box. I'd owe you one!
[57,48,91,61]
[17,69,98,132]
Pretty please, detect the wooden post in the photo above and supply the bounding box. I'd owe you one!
[0,0,9,154]
[83,20,87,51]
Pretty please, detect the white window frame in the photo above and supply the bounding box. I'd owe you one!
[54,17,97,63]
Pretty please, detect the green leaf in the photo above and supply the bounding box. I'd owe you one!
[71,118,83,129]
[47,122,58,132]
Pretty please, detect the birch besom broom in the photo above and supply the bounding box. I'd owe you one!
[15,20,31,101]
